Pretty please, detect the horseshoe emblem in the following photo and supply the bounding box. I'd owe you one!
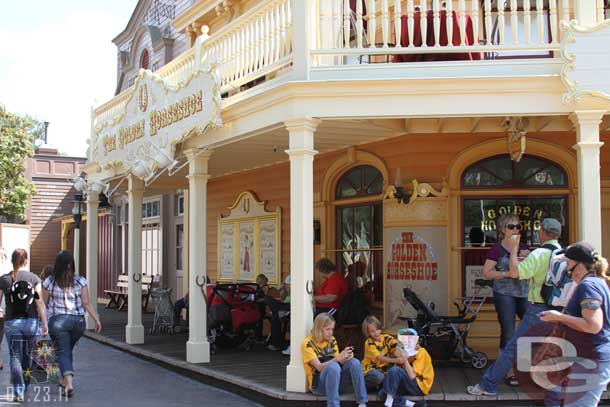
[306,279,314,295]
[133,273,141,283]
[196,275,207,287]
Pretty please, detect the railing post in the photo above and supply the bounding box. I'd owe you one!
[291,0,315,78]
[574,0,599,27]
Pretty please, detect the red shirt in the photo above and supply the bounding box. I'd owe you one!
[315,272,348,308]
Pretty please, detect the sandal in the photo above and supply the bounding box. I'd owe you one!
[506,375,519,387]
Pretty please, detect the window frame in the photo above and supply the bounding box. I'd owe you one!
[461,154,568,189]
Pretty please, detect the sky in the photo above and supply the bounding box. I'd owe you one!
[0,0,139,157]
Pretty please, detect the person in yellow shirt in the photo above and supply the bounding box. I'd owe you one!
[382,329,433,407]
[302,313,368,407]
[361,316,407,390]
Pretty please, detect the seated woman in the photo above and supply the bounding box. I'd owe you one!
[382,329,433,407]
[265,275,291,351]
[361,316,406,390]
[314,258,348,316]
[302,313,368,407]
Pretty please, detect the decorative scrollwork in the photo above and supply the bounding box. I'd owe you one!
[384,179,448,205]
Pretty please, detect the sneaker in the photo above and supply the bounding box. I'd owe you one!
[281,346,291,356]
[266,344,280,351]
[466,384,497,397]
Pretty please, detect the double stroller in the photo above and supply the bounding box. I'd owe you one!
[206,283,261,354]
[401,279,491,369]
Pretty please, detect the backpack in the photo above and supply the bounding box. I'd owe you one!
[540,243,576,308]
[334,289,368,326]
[7,280,38,318]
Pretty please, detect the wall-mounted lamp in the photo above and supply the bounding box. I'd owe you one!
[132,159,153,180]
[393,168,411,204]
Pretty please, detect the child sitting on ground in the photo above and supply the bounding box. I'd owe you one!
[361,315,408,390]
[382,328,433,407]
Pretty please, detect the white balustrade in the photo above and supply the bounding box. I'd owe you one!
[197,0,292,93]
[311,0,579,65]
[94,0,593,126]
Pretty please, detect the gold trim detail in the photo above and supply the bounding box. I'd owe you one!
[561,19,610,105]
[218,191,281,285]
[383,179,449,204]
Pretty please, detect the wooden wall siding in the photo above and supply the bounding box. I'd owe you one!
[28,152,85,275]
[203,131,597,283]
[206,162,292,282]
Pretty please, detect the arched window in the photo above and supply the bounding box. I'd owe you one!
[334,165,384,303]
[460,154,569,297]
[462,154,567,188]
[140,49,150,70]
[335,165,383,199]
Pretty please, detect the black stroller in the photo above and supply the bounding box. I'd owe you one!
[401,279,492,369]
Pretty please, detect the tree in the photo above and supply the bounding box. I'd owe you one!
[0,104,37,223]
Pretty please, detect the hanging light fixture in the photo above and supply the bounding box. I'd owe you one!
[504,117,529,162]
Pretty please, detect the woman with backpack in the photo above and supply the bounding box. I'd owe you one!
[0,248,48,402]
[42,250,102,398]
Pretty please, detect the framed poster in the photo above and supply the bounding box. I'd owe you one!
[238,222,255,281]
[384,226,448,331]
[217,191,281,284]
[219,223,236,281]
[259,219,278,283]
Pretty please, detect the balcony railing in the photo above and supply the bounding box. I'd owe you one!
[93,0,607,126]
[94,0,293,125]
[310,0,595,65]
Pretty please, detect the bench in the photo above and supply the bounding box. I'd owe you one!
[104,274,153,311]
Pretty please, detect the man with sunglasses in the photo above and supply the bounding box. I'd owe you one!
[468,218,563,399]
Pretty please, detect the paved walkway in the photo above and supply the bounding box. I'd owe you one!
[0,337,262,407]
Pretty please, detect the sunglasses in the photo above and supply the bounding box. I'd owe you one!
[506,224,522,230]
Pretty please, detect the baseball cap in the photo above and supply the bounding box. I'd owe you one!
[561,241,599,264]
[541,218,562,236]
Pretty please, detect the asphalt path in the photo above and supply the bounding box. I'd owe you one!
[0,336,263,407]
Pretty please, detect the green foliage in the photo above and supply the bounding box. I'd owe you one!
[0,104,37,222]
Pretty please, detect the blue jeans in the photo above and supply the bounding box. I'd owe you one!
[5,318,39,397]
[311,359,368,407]
[383,366,424,406]
[49,315,85,377]
[364,368,386,390]
[480,304,555,393]
[493,292,528,350]
[545,359,610,407]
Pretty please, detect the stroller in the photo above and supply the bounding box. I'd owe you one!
[206,283,261,354]
[401,279,492,369]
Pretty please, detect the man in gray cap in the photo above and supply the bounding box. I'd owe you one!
[468,218,563,398]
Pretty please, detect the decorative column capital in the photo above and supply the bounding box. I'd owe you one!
[569,110,606,126]
[86,190,100,204]
[284,117,321,134]
[570,110,607,144]
[127,174,145,195]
